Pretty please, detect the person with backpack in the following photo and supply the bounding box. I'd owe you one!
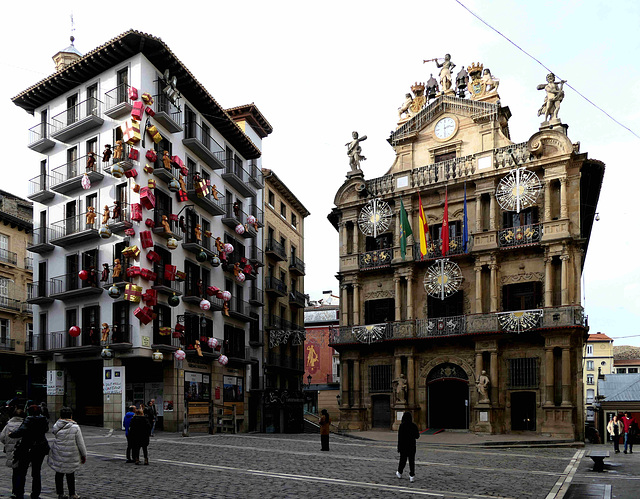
[9,404,50,499]
[48,407,87,499]
[0,408,25,498]
[396,411,420,483]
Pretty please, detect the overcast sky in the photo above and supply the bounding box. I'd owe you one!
[2,1,639,346]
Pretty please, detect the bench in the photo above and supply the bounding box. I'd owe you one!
[586,450,610,472]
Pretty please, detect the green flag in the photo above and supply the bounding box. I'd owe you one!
[399,198,413,260]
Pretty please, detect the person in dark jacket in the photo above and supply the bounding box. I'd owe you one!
[319,409,331,451]
[10,404,50,499]
[129,407,151,465]
[396,411,420,482]
[123,406,136,463]
[144,399,158,437]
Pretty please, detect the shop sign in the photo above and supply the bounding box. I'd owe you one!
[47,370,64,395]
[103,367,125,394]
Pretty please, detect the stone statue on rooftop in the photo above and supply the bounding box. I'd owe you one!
[482,68,500,93]
[398,93,413,119]
[537,73,566,123]
[345,131,367,172]
[435,54,456,94]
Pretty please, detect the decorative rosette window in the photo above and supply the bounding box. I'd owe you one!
[358,198,392,238]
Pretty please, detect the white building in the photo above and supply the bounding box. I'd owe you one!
[14,30,271,432]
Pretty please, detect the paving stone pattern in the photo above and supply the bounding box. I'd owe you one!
[0,428,587,499]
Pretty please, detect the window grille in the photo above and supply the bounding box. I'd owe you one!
[369,365,392,393]
[508,357,539,389]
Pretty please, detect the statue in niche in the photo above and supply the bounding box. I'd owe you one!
[537,73,566,122]
[393,373,408,404]
[476,370,490,403]
[345,131,367,172]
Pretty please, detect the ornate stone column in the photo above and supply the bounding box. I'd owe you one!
[475,351,483,379]
[353,283,360,326]
[490,262,498,312]
[489,194,496,230]
[353,221,359,255]
[544,180,551,222]
[560,254,569,306]
[561,347,571,406]
[475,195,482,232]
[406,274,414,320]
[341,284,348,325]
[474,264,483,314]
[353,358,361,407]
[394,276,402,321]
[544,256,552,307]
[574,249,583,306]
[339,222,347,256]
[560,178,568,219]
[544,347,554,406]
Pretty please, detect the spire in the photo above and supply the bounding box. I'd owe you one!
[52,16,82,71]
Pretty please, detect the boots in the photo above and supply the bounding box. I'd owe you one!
[144,458,149,465]
[135,459,140,465]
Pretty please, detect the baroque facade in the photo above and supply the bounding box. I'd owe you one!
[14,31,269,432]
[328,63,604,438]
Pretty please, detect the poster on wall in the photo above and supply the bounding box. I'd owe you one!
[184,371,211,402]
[46,370,64,395]
[223,376,243,403]
[103,367,125,394]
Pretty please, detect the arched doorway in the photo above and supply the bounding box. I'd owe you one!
[427,363,469,429]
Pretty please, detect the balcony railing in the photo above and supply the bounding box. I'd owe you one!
[27,281,55,304]
[221,157,256,198]
[265,276,287,296]
[104,84,134,119]
[498,224,542,248]
[50,272,103,299]
[152,327,182,348]
[28,122,55,152]
[182,121,224,169]
[248,161,263,189]
[50,154,104,194]
[185,173,226,216]
[249,246,264,267]
[152,266,184,295]
[412,235,469,261]
[265,314,284,329]
[359,248,392,270]
[289,290,306,308]
[228,297,251,319]
[105,323,132,345]
[153,93,182,133]
[266,351,304,371]
[330,306,585,345]
[50,212,100,246]
[27,334,46,352]
[249,204,264,226]
[22,302,33,314]
[24,257,33,270]
[50,98,104,143]
[28,174,55,202]
[249,286,264,306]
[265,238,287,261]
[0,338,16,351]
[0,296,21,311]
[289,256,305,275]
[0,249,17,265]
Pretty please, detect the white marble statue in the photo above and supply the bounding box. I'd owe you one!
[345,131,367,172]
[537,73,566,122]
[476,370,490,403]
[398,93,413,119]
[435,54,456,94]
[482,68,500,93]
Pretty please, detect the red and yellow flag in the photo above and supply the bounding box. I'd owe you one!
[418,194,429,260]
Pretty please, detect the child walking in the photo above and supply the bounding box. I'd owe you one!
[396,411,420,483]
[48,407,87,499]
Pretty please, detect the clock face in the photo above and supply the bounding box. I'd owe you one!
[434,117,456,139]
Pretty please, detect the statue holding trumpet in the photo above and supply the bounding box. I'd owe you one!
[424,54,456,95]
[536,73,566,123]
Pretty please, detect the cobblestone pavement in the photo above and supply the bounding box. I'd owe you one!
[0,427,616,499]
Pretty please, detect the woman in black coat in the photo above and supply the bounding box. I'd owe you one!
[129,407,151,465]
[10,405,50,498]
[396,411,420,482]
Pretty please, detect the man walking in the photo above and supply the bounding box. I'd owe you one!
[622,411,636,454]
[145,400,158,437]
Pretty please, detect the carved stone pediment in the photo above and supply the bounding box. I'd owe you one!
[527,130,573,158]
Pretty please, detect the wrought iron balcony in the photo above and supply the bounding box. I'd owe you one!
[104,84,134,119]
[22,302,33,315]
[288,290,306,308]
[27,334,47,352]
[228,297,252,321]
[249,245,264,267]
[24,257,33,270]
[265,238,287,261]
[221,157,257,198]
[249,204,264,227]
[265,276,287,297]
[50,272,104,301]
[330,306,586,345]
[248,161,263,189]
[182,121,224,169]
[153,209,183,241]
[0,338,15,351]
[266,351,304,371]
[27,122,55,153]
[50,212,100,247]
[226,346,251,364]
[152,327,181,350]
[50,155,104,194]
[498,223,542,249]
[222,201,247,231]
[47,330,102,351]
[249,286,264,307]
[412,235,469,262]
[153,156,181,184]
[106,202,133,233]
[265,314,284,330]
[153,93,182,133]
[27,281,55,305]
[152,267,184,296]
[0,249,17,266]
[27,227,55,254]
[359,248,392,270]
[186,174,225,216]
[289,256,305,276]
[0,296,20,312]
[28,174,55,203]
[105,323,133,349]
[103,142,135,174]
[50,98,104,143]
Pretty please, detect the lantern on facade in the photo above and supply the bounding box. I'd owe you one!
[221,290,232,302]
[152,350,164,362]
[69,326,81,337]
[235,224,245,235]
[196,250,208,263]
[210,255,220,267]
[223,243,234,254]
[99,224,112,239]
[100,346,113,359]
[108,285,121,298]
[208,337,218,349]
[167,237,178,250]
[218,355,229,366]
[168,178,180,193]
[199,299,211,311]
[174,348,186,361]
[111,164,125,178]
[168,294,180,307]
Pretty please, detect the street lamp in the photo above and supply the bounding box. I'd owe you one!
[306,374,312,388]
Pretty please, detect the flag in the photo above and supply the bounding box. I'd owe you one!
[463,183,469,253]
[399,198,413,260]
[441,189,449,256]
[418,193,429,260]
